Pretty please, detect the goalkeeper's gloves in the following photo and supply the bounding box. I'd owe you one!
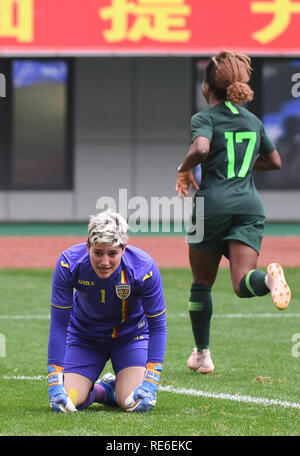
[125,363,162,412]
[48,364,77,413]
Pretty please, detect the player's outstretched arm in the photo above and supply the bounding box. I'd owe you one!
[48,364,77,413]
[125,363,162,412]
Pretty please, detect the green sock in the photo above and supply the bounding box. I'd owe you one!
[239,269,270,297]
[188,284,212,351]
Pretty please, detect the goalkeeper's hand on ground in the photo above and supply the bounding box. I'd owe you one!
[125,363,162,412]
[48,365,77,413]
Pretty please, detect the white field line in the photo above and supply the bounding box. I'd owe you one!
[0,315,50,319]
[168,313,300,319]
[159,386,300,410]
[3,375,47,380]
[1,313,300,320]
[2,375,300,410]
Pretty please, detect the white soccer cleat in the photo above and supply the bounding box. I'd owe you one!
[266,263,291,310]
[97,372,117,406]
[187,348,214,374]
[99,372,116,384]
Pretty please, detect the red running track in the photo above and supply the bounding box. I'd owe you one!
[0,236,299,268]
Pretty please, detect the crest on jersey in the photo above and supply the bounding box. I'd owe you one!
[115,283,131,300]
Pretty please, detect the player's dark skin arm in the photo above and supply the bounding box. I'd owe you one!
[176,137,209,198]
[178,137,210,172]
[253,149,281,171]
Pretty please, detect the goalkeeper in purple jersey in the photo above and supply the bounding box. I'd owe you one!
[47,210,167,413]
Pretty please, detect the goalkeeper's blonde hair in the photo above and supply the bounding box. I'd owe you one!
[88,210,128,248]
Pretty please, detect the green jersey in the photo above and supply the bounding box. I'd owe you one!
[191,101,276,217]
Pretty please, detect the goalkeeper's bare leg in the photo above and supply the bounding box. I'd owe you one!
[64,368,145,411]
[64,373,96,409]
[115,366,145,410]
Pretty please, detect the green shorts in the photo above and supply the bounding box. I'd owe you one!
[188,214,265,258]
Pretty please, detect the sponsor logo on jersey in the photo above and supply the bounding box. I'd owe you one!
[61,260,69,268]
[138,319,146,329]
[142,270,153,281]
[78,279,95,286]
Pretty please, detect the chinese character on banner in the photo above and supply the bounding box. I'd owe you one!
[251,0,300,44]
[0,0,34,42]
[99,0,191,43]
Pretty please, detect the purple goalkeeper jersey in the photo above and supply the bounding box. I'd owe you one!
[51,243,166,343]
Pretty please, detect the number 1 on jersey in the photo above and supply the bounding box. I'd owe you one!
[224,131,257,179]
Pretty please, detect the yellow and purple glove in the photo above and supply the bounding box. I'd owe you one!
[125,363,162,412]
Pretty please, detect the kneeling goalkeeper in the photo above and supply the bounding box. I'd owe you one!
[47,210,167,413]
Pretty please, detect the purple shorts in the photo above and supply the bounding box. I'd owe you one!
[63,334,149,382]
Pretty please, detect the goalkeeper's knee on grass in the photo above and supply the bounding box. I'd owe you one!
[125,363,162,412]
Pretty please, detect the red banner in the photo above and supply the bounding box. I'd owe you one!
[0,0,300,55]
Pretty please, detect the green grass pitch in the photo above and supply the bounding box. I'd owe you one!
[0,267,299,436]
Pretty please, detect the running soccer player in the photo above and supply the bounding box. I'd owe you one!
[175,50,291,374]
[47,210,167,412]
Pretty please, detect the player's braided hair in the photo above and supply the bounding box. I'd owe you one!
[205,50,254,104]
[88,209,128,248]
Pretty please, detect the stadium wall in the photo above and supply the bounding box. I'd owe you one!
[0,57,299,223]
